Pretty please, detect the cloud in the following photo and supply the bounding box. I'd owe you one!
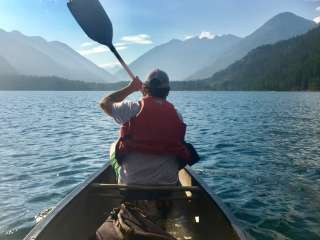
[78,45,127,56]
[113,35,152,48]
[316,6,320,11]
[199,31,216,39]
[114,46,128,51]
[80,42,94,48]
[184,31,216,40]
[120,34,153,44]
[114,42,128,47]
[78,46,108,55]
[314,16,320,23]
[78,34,152,56]
[184,35,196,40]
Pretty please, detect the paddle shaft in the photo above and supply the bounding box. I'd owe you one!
[110,45,135,81]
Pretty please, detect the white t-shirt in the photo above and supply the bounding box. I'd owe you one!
[111,100,182,185]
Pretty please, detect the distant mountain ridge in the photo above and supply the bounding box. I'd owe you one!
[0,56,16,75]
[0,74,127,91]
[201,25,320,90]
[188,12,317,80]
[2,22,319,92]
[0,29,116,83]
[116,34,241,81]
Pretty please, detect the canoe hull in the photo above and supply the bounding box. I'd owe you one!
[24,164,246,240]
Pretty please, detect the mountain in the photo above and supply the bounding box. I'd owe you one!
[116,35,241,81]
[189,12,317,80]
[0,56,16,75]
[0,29,116,83]
[200,25,320,90]
[3,21,319,93]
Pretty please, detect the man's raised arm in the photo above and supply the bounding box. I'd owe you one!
[99,77,142,116]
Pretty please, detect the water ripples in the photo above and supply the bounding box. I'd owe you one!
[0,91,320,240]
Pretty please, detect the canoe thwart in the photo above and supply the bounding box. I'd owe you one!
[95,193,199,200]
[91,183,201,192]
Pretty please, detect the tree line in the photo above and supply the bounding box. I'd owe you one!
[201,25,320,91]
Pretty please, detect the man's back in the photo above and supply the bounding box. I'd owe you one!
[110,98,183,185]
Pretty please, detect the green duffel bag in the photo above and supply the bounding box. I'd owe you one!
[96,203,176,240]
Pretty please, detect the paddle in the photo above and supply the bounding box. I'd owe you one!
[67,0,135,81]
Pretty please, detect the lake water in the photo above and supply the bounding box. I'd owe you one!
[0,91,319,240]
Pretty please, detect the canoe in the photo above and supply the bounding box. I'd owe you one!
[23,164,247,240]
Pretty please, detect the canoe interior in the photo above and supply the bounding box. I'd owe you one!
[24,164,244,240]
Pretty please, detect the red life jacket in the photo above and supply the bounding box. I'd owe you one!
[116,96,192,166]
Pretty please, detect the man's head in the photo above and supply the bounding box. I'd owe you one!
[143,69,170,99]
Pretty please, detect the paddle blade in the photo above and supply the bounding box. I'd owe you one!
[67,0,113,47]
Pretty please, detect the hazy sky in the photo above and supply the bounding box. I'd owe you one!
[0,0,319,72]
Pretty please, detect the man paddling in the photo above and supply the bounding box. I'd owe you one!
[100,69,197,185]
